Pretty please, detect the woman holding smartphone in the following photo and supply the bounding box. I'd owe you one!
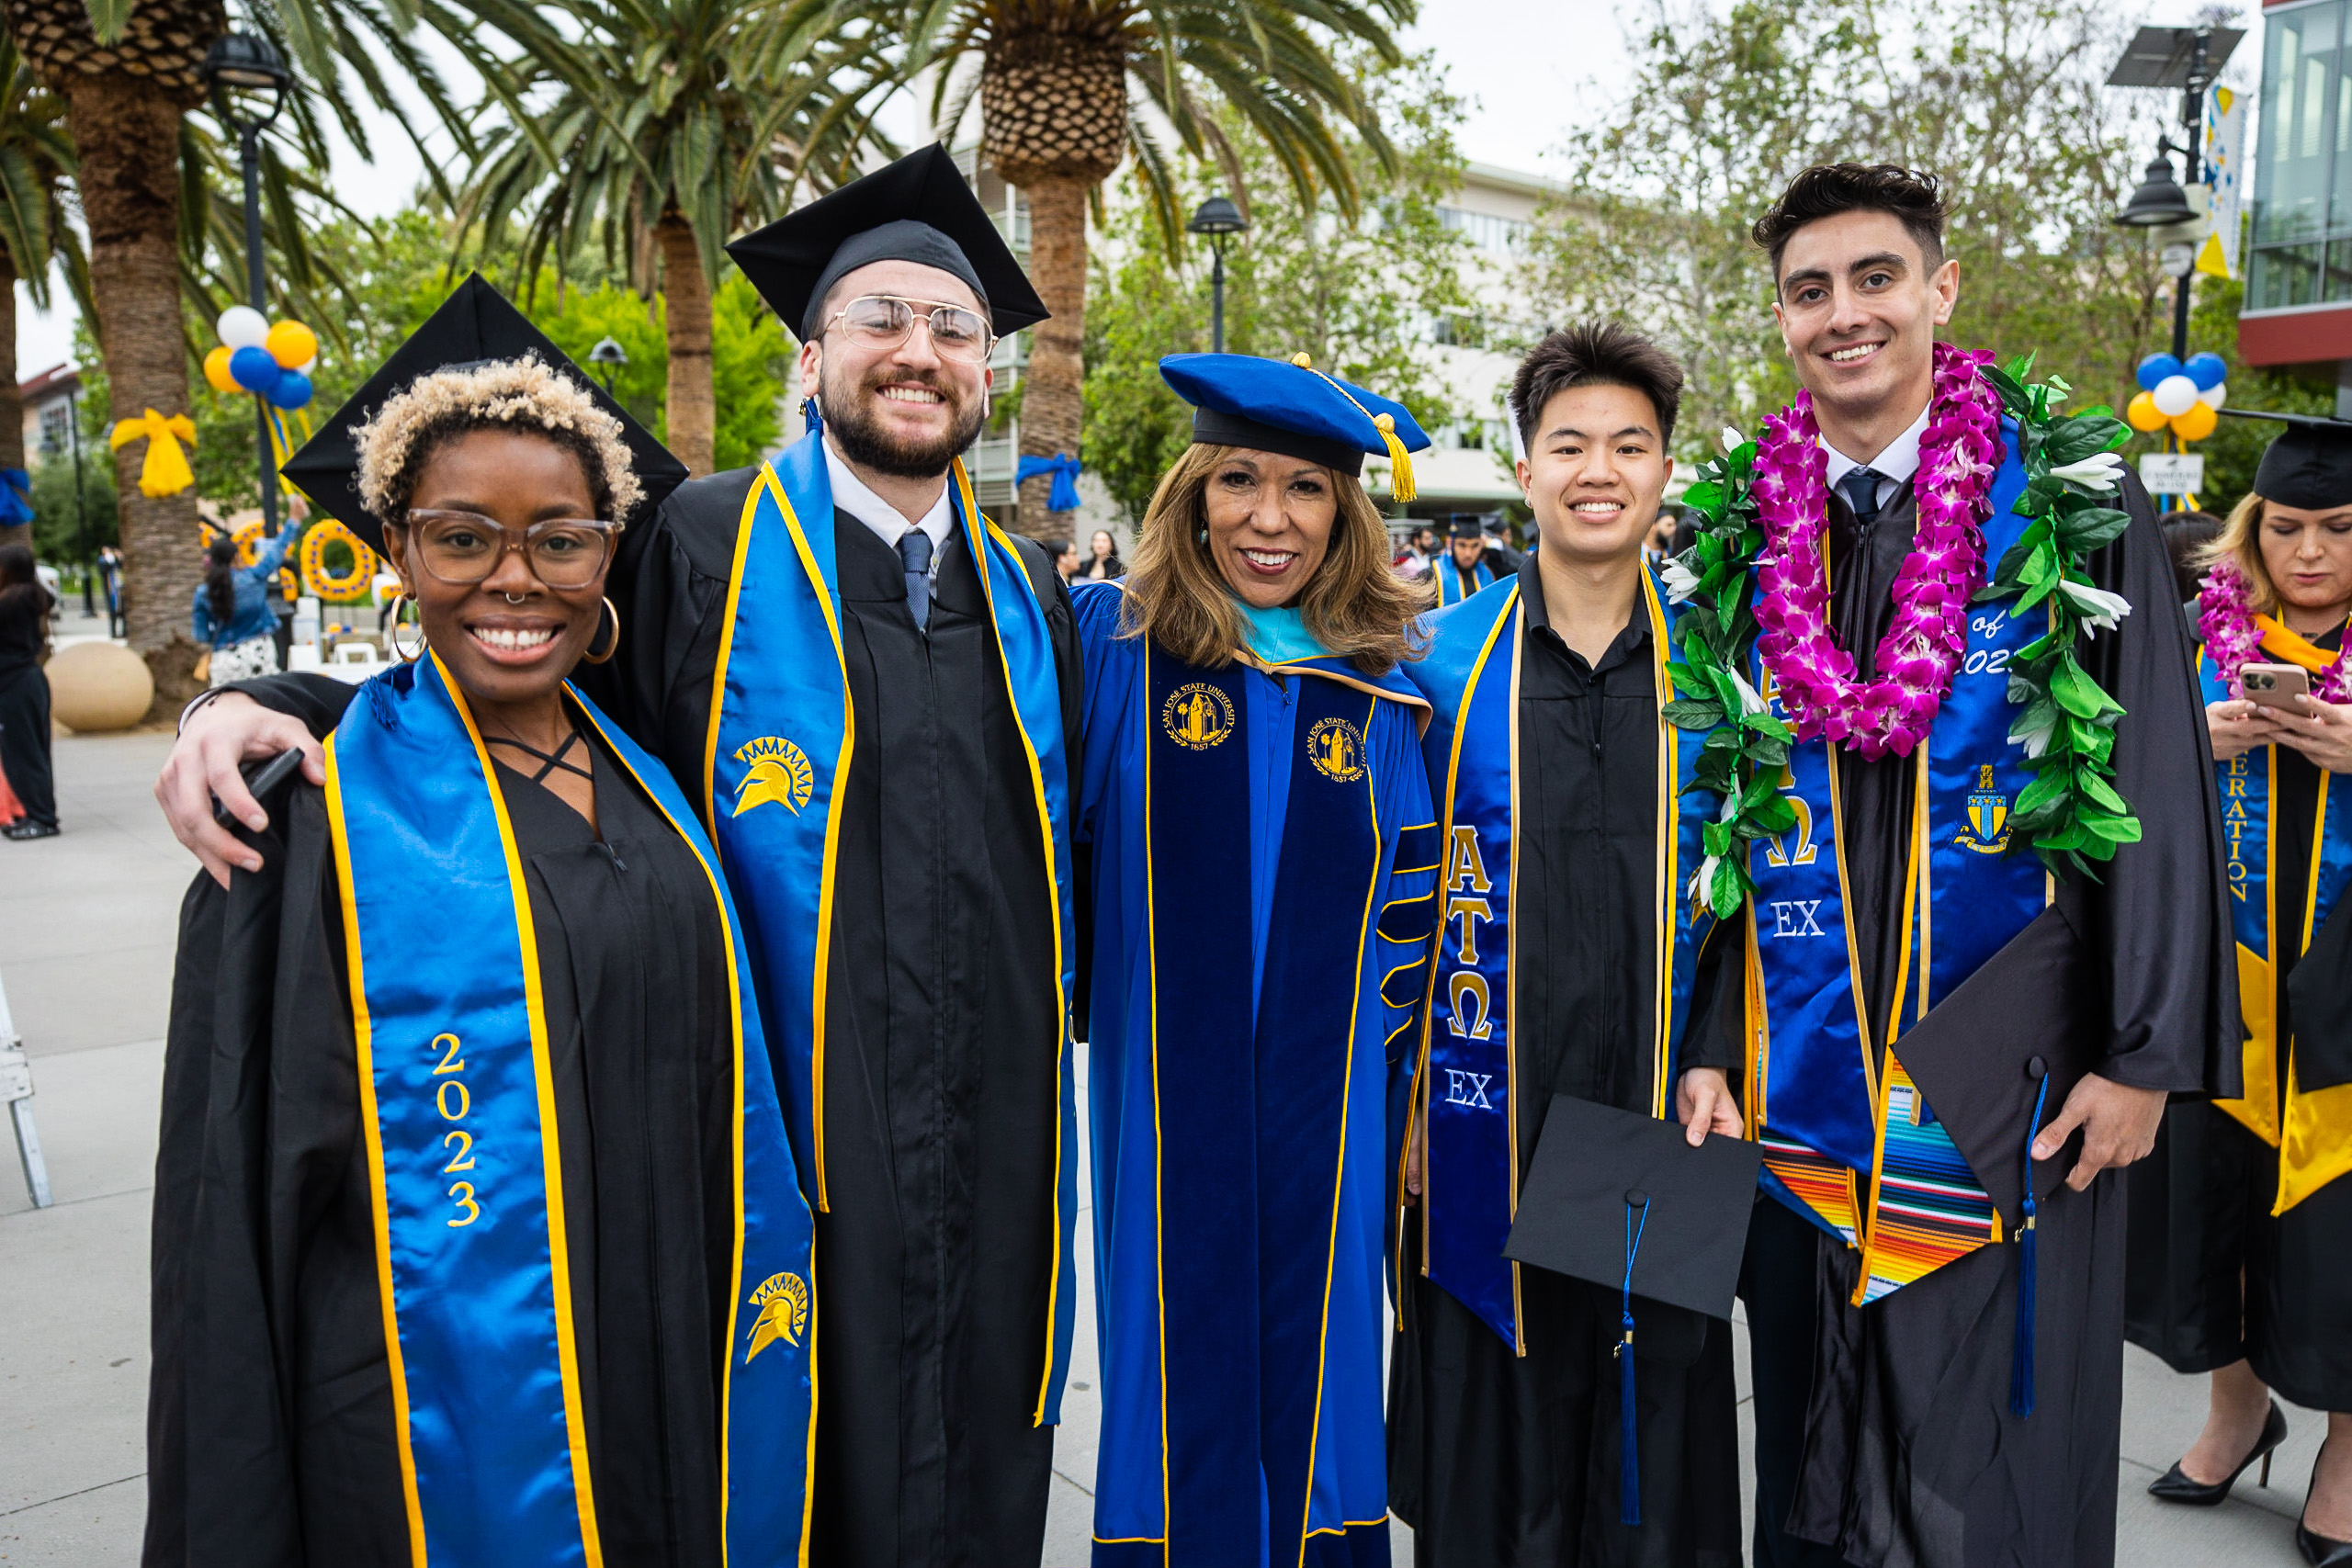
[2129,417,2352,1565]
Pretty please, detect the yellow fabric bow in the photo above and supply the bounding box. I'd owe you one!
[109,409,198,498]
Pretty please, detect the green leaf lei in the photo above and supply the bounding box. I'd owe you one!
[1661,359,2143,917]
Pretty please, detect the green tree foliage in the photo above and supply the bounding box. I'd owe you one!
[29,423,116,560]
[1522,0,2181,457]
[1080,49,1474,521]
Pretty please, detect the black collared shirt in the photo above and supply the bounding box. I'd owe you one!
[1509,558,1739,1170]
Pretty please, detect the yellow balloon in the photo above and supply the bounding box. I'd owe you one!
[203,344,241,395]
[2126,390,2168,433]
[266,320,318,370]
[2170,400,2219,442]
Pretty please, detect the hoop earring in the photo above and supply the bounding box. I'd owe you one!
[389,594,425,663]
[581,597,621,665]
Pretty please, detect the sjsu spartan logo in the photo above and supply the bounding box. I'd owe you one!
[731,735,814,818]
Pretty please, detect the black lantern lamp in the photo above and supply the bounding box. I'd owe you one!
[1186,196,1249,354]
[2113,149,2197,229]
[587,336,628,392]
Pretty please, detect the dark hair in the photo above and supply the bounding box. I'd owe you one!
[1511,320,1686,453]
[205,536,239,626]
[1752,164,1948,285]
[2161,508,2224,605]
[0,542,31,590]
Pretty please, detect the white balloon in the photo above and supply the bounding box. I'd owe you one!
[217,305,269,351]
[2152,374,2199,418]
[2197,379,2228,409]
[295,355,317,377]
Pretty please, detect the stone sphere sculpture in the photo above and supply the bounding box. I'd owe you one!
[47,642,154,732]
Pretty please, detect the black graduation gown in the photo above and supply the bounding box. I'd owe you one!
[1711,468,2238,1568]
[1388,567,1747,1568]
[147,733,740,1567]
[225,460,1082,1568]
[2127,625,2352,1413]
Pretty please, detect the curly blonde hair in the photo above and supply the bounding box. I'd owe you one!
[352,354,642,528]
[1120,443,1431,673]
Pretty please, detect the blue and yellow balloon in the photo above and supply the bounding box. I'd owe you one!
[2130,350,2226,445]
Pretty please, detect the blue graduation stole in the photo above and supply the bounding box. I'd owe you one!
[1137,641,1400,1564]
[1407,567,1716,1349]
[324,652,814,1565]
[2198,632,2352,1213]
[1434,554,1495,606]
[1745,431,2047,1303]
[701,434,1080,1424]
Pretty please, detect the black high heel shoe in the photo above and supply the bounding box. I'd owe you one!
[2301,1440,2352,1566]
[2148,1399,2288,1505]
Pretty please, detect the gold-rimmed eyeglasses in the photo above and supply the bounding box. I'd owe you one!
[400,511,619,589]
[822,294,997,363]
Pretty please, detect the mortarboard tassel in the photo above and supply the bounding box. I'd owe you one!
[1618,1192,1652,1526]
[802,395,824,438]
[1374,413,1418,502]
[2010,1071,2052,1418]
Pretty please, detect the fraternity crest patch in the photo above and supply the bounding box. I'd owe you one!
[1955,762,2011,854]
[732,735,814,817]
[744,1271,808,1362]
[1306,716,1366,783]
[1161,682,1236,750]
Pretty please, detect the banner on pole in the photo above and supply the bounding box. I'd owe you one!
[2199,85,2245,280]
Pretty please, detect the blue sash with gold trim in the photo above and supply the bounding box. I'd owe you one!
[1434,555,1495,606]
[325,652,813,1564]
[702,433,1080,1423]
[2198,643,2352,1211]
[1405,567,1716,1349]
[1746,432,2047,1301]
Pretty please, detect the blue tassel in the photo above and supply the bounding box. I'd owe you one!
[801,396,823,437]
[363,670,401,729]
[1619,1194,1652,1526]
[2010,1072,2052,1418]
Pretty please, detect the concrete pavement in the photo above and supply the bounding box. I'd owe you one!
[1,724,2330,1565]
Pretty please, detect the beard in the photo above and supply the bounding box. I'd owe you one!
[822,360,988,479]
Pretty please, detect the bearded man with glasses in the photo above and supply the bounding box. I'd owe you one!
[153,147,1086,1568]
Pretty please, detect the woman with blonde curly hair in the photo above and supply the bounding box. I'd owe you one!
[146,280,817,1567]
[1074,353,1441,1566]
[2130,418,2352,1562]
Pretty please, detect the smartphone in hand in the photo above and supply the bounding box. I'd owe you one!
[210,747,309,829]
[2242,663,2314,711]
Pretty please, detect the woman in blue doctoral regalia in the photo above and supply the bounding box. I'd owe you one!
[1074,353,1442,1567]
[146,289,815,1567]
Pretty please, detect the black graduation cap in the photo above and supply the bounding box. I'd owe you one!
[726,144,1049,343]
[1503,1093,1763,1527]
[1447,514,1486,540]
[279,273,688,551]
[1503,1093,1762,1323]
[2222,409,2352,512]
[1891,905,2101,1228]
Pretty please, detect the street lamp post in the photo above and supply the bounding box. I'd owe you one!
[587,336,629,393]
[65,382,89,615]
[199,32,290,538]
[1187,197,1248,354]
[2108,25,2244,362]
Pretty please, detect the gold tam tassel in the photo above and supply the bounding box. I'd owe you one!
[1374,412,1416,502]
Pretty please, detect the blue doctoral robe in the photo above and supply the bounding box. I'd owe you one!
[1073,583,1440,1568]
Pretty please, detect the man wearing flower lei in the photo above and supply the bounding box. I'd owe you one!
[2128,417,2352,1562]
[1670,164,2237,1568]
[1389,322,1748,1566]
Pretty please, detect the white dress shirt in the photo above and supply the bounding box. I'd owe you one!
[1820,403,1930,513]
[823,437,953,581]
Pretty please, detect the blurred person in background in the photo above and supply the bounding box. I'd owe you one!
[1433,515,1497,604]
[2129,421,2352,1566]
[192,526,295,686]
[2164,508,2225,607]
[1051,536,1080,581]
[0,542,57,839]
[1080,526,1125,581]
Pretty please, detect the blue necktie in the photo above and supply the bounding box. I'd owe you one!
[899,528,933,631]
[1838,467,1886,532]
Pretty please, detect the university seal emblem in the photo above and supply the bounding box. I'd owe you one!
[1306,716,1366,783]
[1955,762,2011,854]
[744,1271,808,1363]
[732,735,814,817]
[1160,682,1235,750]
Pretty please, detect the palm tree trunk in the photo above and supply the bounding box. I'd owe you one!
[66,72,200,710]
[1015,175,1089,540]
[0,249,24,557]
[656,212,715,476]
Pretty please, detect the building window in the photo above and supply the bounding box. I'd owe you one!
[2248,0,2352,310]
[37,399,70,457]
[1438,206,1530,255]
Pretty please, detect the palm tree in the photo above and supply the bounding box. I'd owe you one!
[883,0,1412,532]
[1,0,471,705]
[447,0,897,474]
[0,33,84,554]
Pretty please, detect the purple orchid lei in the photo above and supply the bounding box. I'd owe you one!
[1749,341,2007,760]
[2198,558,2352,702]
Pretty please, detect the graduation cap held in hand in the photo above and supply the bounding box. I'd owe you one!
[278,273,687,551]
[1503,1092,1763,1528]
